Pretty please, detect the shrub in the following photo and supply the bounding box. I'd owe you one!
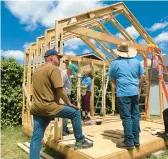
[1,57,23,127]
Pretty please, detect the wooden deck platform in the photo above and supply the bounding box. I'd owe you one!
[22,116,167,159]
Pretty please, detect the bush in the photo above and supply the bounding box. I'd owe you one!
[1,57,23,127]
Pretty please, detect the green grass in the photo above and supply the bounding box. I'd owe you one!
[1,126,30,159]
[142,149,168,159]
[1,126,61,159]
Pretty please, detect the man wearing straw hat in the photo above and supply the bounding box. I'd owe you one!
[108,42,145,149]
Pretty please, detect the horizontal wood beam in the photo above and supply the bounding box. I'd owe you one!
[65,26,147,52]
[63,55,109,66]
[63,15,111,41]
[58,2,123,28]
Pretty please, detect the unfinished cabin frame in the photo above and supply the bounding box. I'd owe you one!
[22,2,166,140]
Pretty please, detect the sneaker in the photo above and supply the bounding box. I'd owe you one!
[134,143,140,147]
[66,129,70,134]
[157,132,168,142]
[63,131,69,136]
[75,140,93,149]
[86,116,91,121]
[116,141,134,149]
[82,116,86,121]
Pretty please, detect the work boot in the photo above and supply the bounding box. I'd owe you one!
[157,132,168,142]
[75,140,93,149]
[116,141,134,149]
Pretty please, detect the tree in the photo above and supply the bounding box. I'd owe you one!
[1,57,23,127]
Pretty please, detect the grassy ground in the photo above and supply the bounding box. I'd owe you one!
[1,126,168,159]
[1,126,61,159]
[143,149,168,159]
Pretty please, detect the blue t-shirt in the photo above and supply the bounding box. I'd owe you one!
[108,57,145,97]
[81,76,92,91]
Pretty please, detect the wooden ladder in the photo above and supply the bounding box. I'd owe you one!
[144,44,168,118]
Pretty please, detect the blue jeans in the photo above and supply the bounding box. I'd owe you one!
[63,95,71,134]
[30,105,84,159]
[117,95,140,146]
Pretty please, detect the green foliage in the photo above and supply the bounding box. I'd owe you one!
[1,57,23,127]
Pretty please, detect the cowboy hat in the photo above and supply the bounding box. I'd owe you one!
[114,42,137,58]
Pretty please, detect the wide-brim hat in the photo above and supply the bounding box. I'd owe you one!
[114,42,137,58]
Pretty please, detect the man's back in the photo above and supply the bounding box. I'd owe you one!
[109,57,144,97]
[62,70,72,95]
[31,63,64,117]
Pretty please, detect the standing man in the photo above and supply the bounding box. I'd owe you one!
[62,63,79,136]
[80,69,93,121]
[108,42,145,149]
[30,49,93,159]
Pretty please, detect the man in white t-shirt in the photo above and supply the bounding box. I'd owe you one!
[62,63,79,136]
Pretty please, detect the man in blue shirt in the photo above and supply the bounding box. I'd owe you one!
[80,69,93,121]
[108,42,145,149]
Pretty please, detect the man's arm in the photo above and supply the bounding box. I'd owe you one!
[56,87,77,108]
[111,78,116,86]
[56,87,70,105]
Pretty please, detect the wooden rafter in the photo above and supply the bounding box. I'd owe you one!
[65,26,147,53]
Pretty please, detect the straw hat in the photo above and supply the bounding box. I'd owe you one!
[114,42,137,58]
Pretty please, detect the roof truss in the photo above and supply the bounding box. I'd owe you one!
[26,2,159,63]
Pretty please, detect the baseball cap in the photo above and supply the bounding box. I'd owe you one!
[68,64,78,76]
[44,49,63,58]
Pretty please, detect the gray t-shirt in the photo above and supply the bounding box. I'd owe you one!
[62,70,72,95]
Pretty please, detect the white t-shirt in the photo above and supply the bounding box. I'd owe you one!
[62,70,72,95]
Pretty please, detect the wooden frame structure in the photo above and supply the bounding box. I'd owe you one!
[22,2,167,150]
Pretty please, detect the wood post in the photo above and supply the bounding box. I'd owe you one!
[90,63,95,117]
[77,61,81,109]
[111,82,115,115]
[101,63,106,116]
[159,65,164,121]
[54,118,63,141]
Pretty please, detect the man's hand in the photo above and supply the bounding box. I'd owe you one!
[77,74,82,78]
[67,103,79,110]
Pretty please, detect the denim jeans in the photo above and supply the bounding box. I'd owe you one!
[63,95,71,134]
[30,105,84,159]
[117,95,140,146]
